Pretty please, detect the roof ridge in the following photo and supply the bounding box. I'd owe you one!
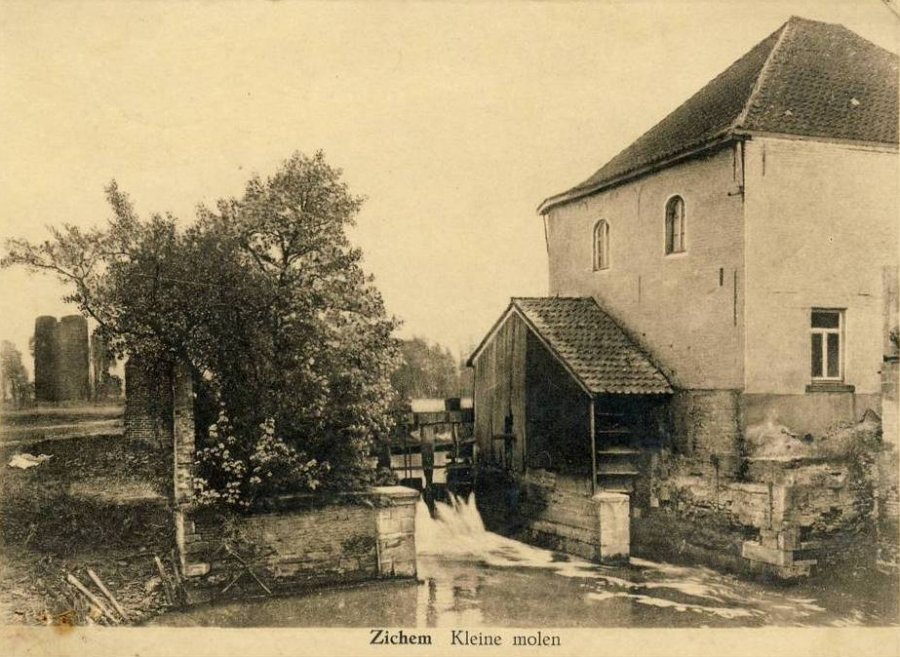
[537,22,785,214]
[786,15,898,57]
[731,20,793,132]
[538,16,898,215]
[786,15,835,27]
[512,295,590,301]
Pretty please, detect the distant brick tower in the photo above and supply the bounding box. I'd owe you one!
[33,316,60,402]
[57,315,90,402]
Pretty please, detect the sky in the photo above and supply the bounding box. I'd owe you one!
[0,0,896,374]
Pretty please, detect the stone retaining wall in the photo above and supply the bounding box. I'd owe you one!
[176,487,418,603]
[635,450,874,578]
[479,470,629,564]
[876,447,899,573]
[479,446,877,579]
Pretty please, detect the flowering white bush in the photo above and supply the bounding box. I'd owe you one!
[194,409,330,509]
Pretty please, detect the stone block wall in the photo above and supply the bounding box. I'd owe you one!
[519,471,598,560]
[670,389,742,476]
[125,357,195,503]
[177,487,418,601]
[637,449,872,578]
[477,443,875,578]
[884,358,899,448]
[876,448,899,573]
[483,470,629,564]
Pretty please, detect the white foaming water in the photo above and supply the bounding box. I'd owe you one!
[415,493,557,568]
[415,493,485,554]
[411,493,832,622]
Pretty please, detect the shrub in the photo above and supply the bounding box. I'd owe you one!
[194,410,330,509]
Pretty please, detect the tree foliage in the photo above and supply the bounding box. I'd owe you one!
[391,337,462,400]
[0,340,31,409]
[2,151,401,500]
[90,327,121,401]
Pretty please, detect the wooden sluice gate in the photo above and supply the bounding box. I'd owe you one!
[383,398,476,511]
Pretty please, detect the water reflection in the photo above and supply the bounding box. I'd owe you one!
[153,494,897,628]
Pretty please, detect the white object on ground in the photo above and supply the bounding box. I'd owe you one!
[7,453,52,469]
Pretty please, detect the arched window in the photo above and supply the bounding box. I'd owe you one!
[593,219,610,270]
[665,196,685,255]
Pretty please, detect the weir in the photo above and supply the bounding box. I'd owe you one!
[415,493,487,556]
[414,492,572,570]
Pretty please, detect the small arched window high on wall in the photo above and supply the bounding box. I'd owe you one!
[593,219,610,270]
[665,195,686,255]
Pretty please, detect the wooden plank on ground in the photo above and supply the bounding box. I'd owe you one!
[65,574,118,624]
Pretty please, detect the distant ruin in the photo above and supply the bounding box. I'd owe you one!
[33,316,60,402]
[33,314,117,403]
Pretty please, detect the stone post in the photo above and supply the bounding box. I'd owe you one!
[373,486,420,577]
[592,491,630,563]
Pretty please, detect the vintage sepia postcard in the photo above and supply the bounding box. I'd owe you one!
[0,1,898,656]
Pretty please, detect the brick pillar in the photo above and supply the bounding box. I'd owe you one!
[175,510,210,579]
[373,486,419,577]
[169,362,210,580]
[124,356,173,451]
[173,362,195,507]
[123,356,205,579]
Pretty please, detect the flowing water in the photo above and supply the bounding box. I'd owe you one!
[154,494,898,627]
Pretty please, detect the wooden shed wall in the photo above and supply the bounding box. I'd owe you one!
[525,331,591,475]
[473,312,528,471]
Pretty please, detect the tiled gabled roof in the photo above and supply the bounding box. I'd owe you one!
[539,16,899,214]
[741,17,898,143]
[468,297,672,395]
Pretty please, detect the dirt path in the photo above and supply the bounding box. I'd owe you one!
[1,424,124,448]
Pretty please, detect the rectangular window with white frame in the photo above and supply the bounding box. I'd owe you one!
[810,309,843,381]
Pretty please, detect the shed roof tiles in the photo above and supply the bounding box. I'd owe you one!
[539,16,899,213]
[469,297,672,395]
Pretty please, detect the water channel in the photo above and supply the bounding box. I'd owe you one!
[155,494,898,628]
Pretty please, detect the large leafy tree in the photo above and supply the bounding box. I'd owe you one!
[3,151,401,498]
